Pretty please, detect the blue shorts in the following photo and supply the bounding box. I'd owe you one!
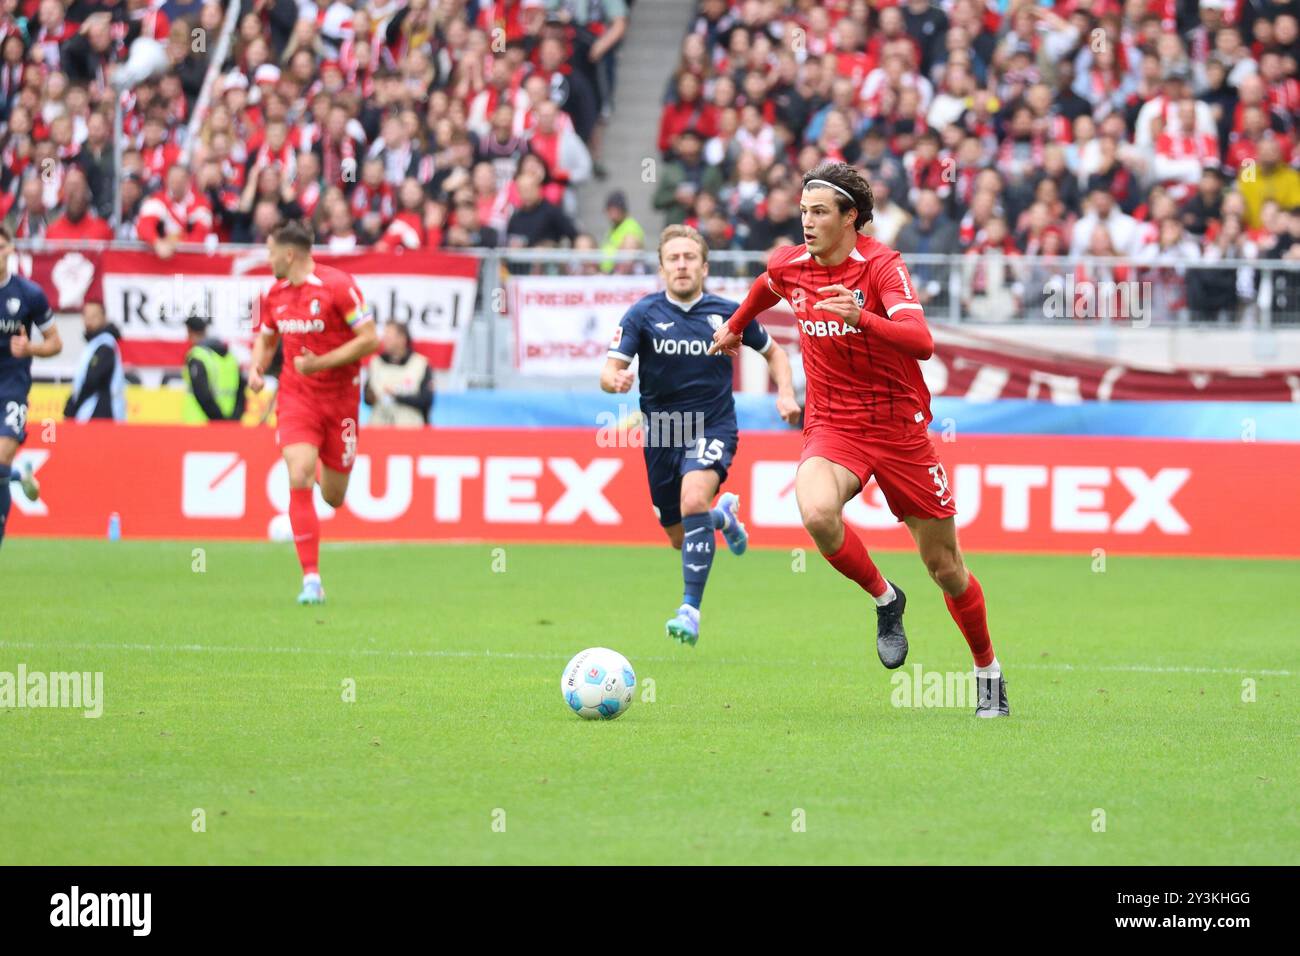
[0,393,29,444]
[642,423,737,527]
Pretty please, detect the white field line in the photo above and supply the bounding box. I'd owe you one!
[0,641,1291,677]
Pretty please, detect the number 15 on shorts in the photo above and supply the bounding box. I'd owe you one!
[687,437,726,465]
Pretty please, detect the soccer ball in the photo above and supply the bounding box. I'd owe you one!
[561,647,636,720]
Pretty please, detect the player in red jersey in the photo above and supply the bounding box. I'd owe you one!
[249,221,379,605]
[709,162,1009,717]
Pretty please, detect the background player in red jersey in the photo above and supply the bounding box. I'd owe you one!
[249,221,379,605]
[709,162,1009,717]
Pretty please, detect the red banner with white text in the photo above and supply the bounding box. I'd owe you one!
[6,425,1298,556]
[18,248,479,369]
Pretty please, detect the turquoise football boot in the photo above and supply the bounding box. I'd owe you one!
[666,603,700,646]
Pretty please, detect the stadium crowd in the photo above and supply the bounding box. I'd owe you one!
[653,0,1300,321]
[0,0,627,254]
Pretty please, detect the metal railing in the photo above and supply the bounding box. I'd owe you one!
[17,240,1300,389]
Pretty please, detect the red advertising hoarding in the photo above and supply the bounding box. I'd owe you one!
[6,425,1297,556]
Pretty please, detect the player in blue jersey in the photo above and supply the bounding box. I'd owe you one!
[600,225,800,645]
[0,225,62,549]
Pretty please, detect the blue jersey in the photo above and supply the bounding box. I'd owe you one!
[0,272,53,398]
[608,291,772,426]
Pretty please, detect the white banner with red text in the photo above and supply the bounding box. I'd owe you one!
[509,275,778,376]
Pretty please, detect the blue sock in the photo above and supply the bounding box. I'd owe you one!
[0,465,10,549]
[709,507,727,530]
[681,511,717,609]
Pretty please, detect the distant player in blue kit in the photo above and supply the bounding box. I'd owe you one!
[0,224,62,549]
[600,225,800,645]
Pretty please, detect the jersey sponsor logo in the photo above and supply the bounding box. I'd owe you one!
[653,321,674,331]
[277,318,327,333]
[798,318,861,337]
[0,317,26,333]
[897,266,913,299]
[651,337,710,355]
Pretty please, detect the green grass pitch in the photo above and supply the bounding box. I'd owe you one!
[1,539,1295,865]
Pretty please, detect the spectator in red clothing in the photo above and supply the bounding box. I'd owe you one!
[1225,106,1292,172]
[45,169,112,240]
[1153,98,1219,203]
[126,0,170,43]
[658,70,718,157]
[526,99,592,215]
[136,165,213,257]
[350,157,395,230]
[377,177,429,251]
[138,115,179,189]
[33,0,77,70]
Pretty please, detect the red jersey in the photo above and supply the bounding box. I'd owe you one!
[258,264,371,399]
[763,234,933,435]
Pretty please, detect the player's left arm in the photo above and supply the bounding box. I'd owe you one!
[709,270,783,355]
[742,321,800,424]
[295,280,379,375]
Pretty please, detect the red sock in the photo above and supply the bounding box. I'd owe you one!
[823,525,888,598]
[289,487,319,576]
[945,573,994,667]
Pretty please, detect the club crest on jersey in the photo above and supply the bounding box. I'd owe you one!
[309,299,321,315]
[6,297,18,315]
[708,314,723,330]
[851,289,865,308]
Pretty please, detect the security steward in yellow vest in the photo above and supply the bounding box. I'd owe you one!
[182,316,246,423]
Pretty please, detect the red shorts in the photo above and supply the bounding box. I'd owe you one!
[800,423,957,522]
[276,390,361,473]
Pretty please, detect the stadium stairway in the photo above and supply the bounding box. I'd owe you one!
[576,0,696,238]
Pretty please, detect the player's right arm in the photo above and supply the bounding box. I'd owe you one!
[249,294,278,393]
[9,286,61,358]
[599,304,642,393]
[708,269,784,356]
[600,355,634,393]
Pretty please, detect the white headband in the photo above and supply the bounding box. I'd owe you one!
[805,179,856,203]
